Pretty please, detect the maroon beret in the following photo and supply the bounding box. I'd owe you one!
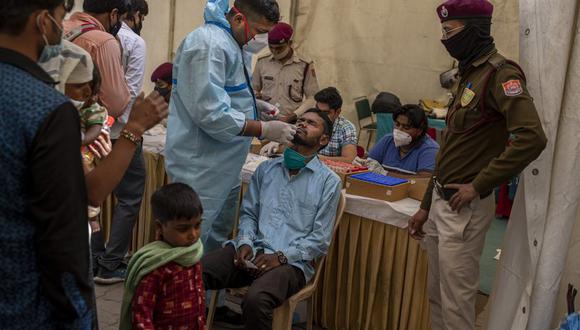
[151,62,173,83]
[268,23,293,45]
[437,0,493,22]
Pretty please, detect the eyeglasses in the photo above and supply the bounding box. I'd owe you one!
[441,25,465,40]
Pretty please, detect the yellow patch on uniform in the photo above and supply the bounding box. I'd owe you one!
[460,87,476,107]
[502,79,523,96]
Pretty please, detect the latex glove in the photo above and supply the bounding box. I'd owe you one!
[366,158,388,176]
[256,99,280,121]
[260,142,280,157]
[353,156,369,167]
[260,121,296,145]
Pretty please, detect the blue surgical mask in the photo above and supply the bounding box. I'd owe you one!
[37,13,64,63]
[38,43,63,63]
[283,148,314,170]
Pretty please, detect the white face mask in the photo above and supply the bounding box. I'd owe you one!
[244,33,268,54]
[69,98,85,110]
[393,128,413,147]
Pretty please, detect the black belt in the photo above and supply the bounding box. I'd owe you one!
[433,179,492,201]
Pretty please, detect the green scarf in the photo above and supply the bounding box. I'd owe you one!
[119,240,204,330]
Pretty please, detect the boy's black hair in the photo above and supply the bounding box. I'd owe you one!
[393,104,429,137]
[83,0,130,15]
[129,0,148,16]
[0,0,73,34]
[314,87,343,111]
[90,63,102,96]
[151,183,203,224]
[303,108,334,141]
[232,0,280,23]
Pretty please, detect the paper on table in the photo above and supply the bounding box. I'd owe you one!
[382,164,417,175]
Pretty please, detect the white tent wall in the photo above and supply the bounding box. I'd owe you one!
[290,0,519,134]
[486,0,580,329]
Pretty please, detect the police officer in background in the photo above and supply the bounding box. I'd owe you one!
[252,22,319,122]
[408,1,547,329]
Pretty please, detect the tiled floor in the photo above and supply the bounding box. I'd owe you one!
[97,283,489,329]
[95,283,323,329]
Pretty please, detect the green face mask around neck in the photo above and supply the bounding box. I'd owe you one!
[283,148,316,170]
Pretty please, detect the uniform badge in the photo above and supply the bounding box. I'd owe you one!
[502,80,523,96]
[441,6,449,18]
[460,88,476,107]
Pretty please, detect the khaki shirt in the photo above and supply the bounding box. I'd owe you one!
[252,52,319,116]
[421,50,547,210]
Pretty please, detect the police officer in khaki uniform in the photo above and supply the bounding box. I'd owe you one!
[407,1,547,329]
[252,22,319,122]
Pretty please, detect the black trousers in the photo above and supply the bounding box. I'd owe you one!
[202,245,306,330]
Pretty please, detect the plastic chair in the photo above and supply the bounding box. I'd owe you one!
[206,190,347,330]
[354,96,377,150]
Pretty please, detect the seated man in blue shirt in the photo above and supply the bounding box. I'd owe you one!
[367,104,439,177]
[202,109,342,330]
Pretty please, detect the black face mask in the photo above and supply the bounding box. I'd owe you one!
[132,16,143,35]
[154,86,171,98]
[441,19,495,72]
[109,16,123,37]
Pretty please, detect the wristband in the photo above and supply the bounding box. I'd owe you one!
[120,129,142,146]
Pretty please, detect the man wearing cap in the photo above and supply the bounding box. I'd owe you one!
[407,1,547,329]
[252,22,319,122]
[151,62,173,103]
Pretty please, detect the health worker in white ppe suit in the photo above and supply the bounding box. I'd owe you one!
[165,0,292,255]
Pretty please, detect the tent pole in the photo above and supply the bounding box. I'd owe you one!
[167,0,177,61]
[289,0,299,27]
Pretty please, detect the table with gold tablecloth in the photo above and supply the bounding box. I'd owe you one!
[101,126,430,329]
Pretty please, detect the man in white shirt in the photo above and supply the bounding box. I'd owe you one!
[93,0,150,284]
[116,0,148,131]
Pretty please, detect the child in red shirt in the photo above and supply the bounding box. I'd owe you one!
[119,183,205,330]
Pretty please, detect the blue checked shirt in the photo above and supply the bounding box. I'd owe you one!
[228,157,342,281]
[319,116,358,157]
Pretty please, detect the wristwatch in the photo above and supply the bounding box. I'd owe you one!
[275,251,288,265]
